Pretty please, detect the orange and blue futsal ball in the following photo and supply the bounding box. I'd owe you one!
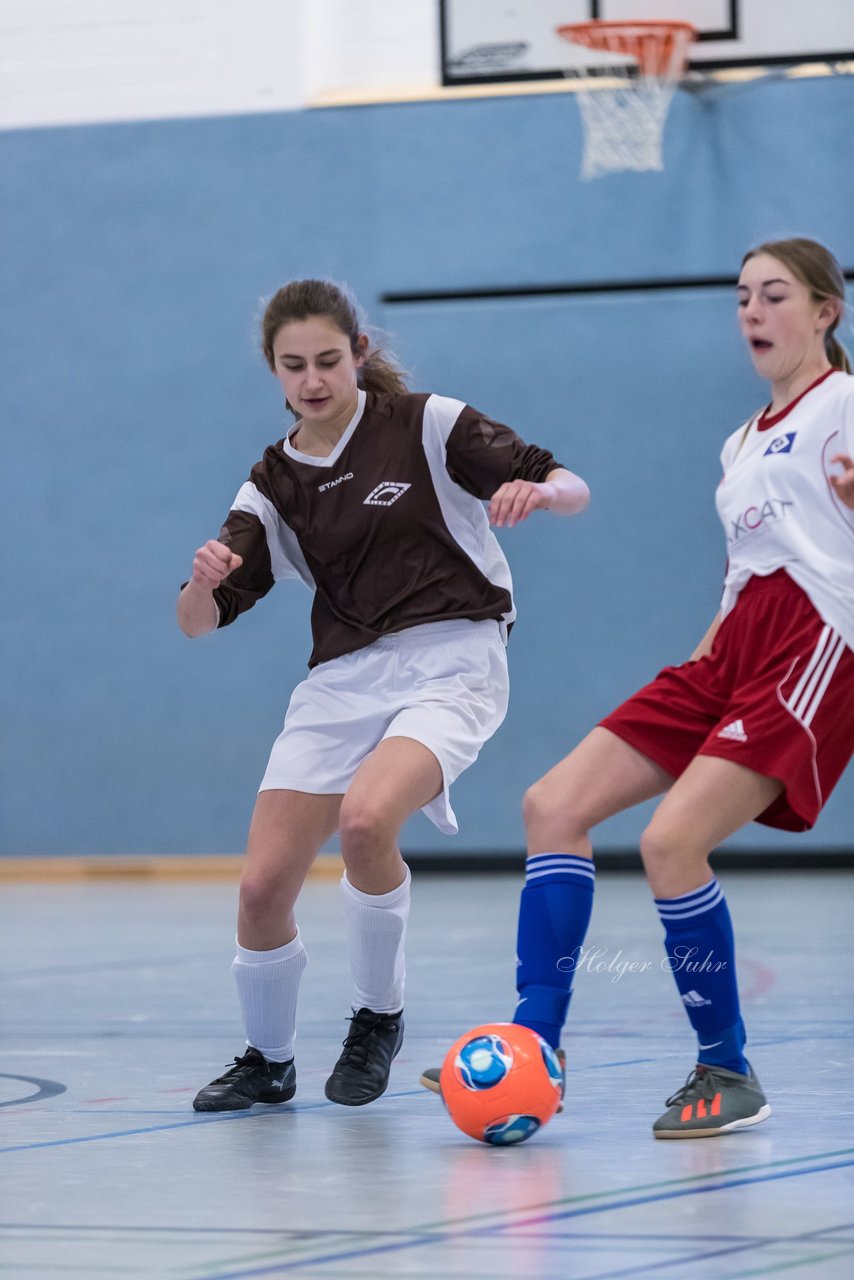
[439,1022,563,1145]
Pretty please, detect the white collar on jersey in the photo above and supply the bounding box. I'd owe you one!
[282,388,366,467]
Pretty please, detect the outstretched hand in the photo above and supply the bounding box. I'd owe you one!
[191,539,244,588]
[829,453,854,510]
[488,479,556,528]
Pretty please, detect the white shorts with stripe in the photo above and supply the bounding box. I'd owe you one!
[259,619,509,834]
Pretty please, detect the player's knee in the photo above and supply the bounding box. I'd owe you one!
[523,778,554,827]
[638,821,683,875]
[338,798,391,863]
[639,822,711,898]
[523,778,588,844]
[239,872,290,927]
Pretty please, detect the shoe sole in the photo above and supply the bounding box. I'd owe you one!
[653,1102,772,1138]
[193,1084,297,1112]
[324,1083,390,1106]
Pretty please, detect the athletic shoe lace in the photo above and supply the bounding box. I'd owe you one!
[664,1064,720,1109]
[337,1011,389,1071]
[210,1049,263,1085]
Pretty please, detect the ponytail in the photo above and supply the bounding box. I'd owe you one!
[825,331,852,375]
[358,345,409,395]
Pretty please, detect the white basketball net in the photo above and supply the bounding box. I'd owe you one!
[557,23,695,180]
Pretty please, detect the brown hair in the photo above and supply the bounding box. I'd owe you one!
[261,279,409,394]
[742,238,851,374]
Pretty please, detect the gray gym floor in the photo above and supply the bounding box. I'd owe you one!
[2,868,853,1279]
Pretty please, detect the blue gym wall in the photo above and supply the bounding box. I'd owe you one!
[3,76,853,856]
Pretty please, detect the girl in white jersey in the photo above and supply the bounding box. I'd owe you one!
[178,279,590,1113]
[421,238,854,1137]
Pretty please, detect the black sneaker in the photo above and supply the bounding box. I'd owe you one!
[324,1007,404,1106]
[192,1047,296,1112]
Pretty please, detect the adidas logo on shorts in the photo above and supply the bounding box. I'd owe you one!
[717,719,748,742]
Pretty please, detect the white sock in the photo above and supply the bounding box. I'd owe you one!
[231,930,307,1062]
[339,867,411,1013]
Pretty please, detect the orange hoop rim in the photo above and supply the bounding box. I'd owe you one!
[556,20,696,77]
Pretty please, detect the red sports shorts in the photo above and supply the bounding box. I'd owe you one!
[599,570,854,831]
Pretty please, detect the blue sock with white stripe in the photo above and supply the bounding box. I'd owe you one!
[655,878,748,1074]
[513,853,595,1050]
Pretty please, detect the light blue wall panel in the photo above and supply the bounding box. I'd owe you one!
[363,76,854,288]
[2,75,852,854]
[1,113,380,856]
[381,290,854,851]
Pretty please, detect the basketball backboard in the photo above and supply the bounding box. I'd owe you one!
[440,1,854,85]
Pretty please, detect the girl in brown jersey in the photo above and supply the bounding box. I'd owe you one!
[178,279,590,1112]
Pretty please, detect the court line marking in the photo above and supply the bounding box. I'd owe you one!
[408,1146,854,1232]
[490,1226,854,1280]
[7,1237,853,1280]
[3,1147,852,1275]
[158,1155,854,1279]
[0,1072,67,1109]
[0,1223,784,1243]
[505,1161,854,1231]
[177,1157,854,1279]
[0,1100,346,1152]
[730,1243,854,1279]
[2,1215,851,1279]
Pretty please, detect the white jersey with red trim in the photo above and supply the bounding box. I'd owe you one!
[716,369,854,649]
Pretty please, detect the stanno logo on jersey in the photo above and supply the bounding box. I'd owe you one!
[728,497,793,543]
[318,471,354,493]
[718,719,748,742]
[763,432,797,456]
[363,482,411,507]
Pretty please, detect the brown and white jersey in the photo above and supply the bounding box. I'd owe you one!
[212,390,562,667]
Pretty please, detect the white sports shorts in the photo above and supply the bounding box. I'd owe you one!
[259,618,509,834]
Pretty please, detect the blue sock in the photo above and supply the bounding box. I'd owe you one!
[513,853,595,1050]
[655,878,748,1074]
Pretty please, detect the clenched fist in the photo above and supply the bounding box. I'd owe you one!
[191,539,244,588]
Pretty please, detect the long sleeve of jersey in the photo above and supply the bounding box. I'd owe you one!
[212,507,276,627]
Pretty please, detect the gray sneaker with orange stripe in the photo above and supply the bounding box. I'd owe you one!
[653,1062,771,1139]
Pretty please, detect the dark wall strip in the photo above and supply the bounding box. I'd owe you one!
[381,271,854,306]
[409,849,854,874]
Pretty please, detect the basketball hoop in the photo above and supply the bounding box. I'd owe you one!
[556,20,695,179]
